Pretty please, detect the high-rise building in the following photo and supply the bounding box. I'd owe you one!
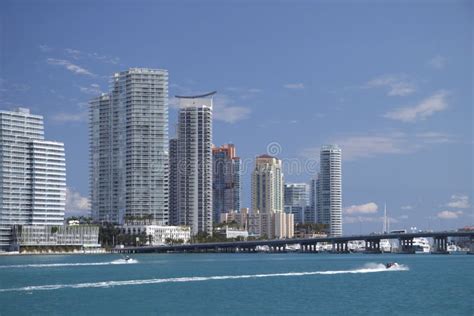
[0,108,66,250]
[251,155,284,213]
[309,177,319,223]
[317,145,342,237]
[171,92,214,236]
[90,68,169,225]
[284,183,309,224]
[168,138,178,226]
[212,144,241,223]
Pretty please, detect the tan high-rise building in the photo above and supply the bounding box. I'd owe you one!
[251,155,284,213]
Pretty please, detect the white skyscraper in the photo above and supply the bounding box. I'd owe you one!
[318,145,342,237]
[90,68,169,224]
[0,108,66,250]
[252,155,284,213]
[171,92,214,236]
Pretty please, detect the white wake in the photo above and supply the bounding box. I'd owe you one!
[0,263,408,292]
[0,258,138,269]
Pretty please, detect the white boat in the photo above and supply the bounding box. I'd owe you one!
[380,239,392,253]
[348,240,365,253]
[413,237,431,254]
[255,245,270,252]
[447,244,468,255]
[285,244,301,252]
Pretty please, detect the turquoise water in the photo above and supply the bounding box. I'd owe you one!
[0,253,472,315]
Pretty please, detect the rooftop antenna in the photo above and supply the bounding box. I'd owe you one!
[383,202,387,233]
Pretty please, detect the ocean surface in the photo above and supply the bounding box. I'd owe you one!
[0,253,472,315]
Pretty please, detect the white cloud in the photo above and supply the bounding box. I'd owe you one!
[366,75,416,96]
[303,134,407,161]
[416,132,454,144]
[79,83,102,95]
[302,130,455,161]
[284,83,305,90]
[66,188,90,216]
[213,101,251,123]
[344,202,378,214]
[446,194,470,209]
[65,48,120,64]
[399,215,409,220]
[384,91,449,122]
[39,44,52,52]
[46,58,94,76]
[52,111,88,123]
[437,210,463,219]
[171,94,251,124]
[428,55,447,69]
[332,133,409,161]
[401,205,413,210]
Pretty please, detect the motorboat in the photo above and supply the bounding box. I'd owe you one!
[385,262,398,269]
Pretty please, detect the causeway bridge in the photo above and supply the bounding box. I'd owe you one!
[113,231,474,255]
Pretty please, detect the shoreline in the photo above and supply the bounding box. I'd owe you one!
[0,250,111,257]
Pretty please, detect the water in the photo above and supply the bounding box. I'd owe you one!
[0,253,472,315]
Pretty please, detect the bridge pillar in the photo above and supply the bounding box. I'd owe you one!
[365,239,381,253]
[433,236,448,254]
[399,237,415,254]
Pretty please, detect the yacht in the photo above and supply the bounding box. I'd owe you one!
[285,244,301,252]
[413,237,431,254]
[447,244,468,255]
[380,239,392,253]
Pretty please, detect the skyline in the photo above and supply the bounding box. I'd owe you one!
[1,0,472,234]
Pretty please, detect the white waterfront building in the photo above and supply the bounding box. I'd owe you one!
[170,92,214,236]
[121,224,191,245]
[90,68,169,225]
[0,108,66,250]
[317,145,342,237]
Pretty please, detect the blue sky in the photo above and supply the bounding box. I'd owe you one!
[1,0,472,234]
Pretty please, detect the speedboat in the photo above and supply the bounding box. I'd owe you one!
[385,262,398,269]
[124,255,131,262]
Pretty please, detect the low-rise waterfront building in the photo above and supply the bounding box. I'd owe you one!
[12,225,100,251]
[121,224,191,245]
[248,210,294,239]
[214,227,249,239]
[219,208,249,230]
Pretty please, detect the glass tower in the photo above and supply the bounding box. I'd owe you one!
[284,183,309,224]
[318,145,342,236]
[212,144,241,223]
[172,92,214,236]
[90,68,169,224]
[0,108,66,250]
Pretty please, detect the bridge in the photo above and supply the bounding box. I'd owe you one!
[113,231,474,255]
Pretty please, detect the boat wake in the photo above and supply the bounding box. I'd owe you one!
[0,263,408,292]
[0,259,139,269]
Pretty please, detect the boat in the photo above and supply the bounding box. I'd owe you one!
[413,237,431,254]
[285,244,301,252]
[447,244,468,255]
[123,255,132,262]
[385,262,398,269]
[255,245,270,252]
[380,239,392,253]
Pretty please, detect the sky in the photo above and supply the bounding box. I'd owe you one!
[1,0,472,234]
